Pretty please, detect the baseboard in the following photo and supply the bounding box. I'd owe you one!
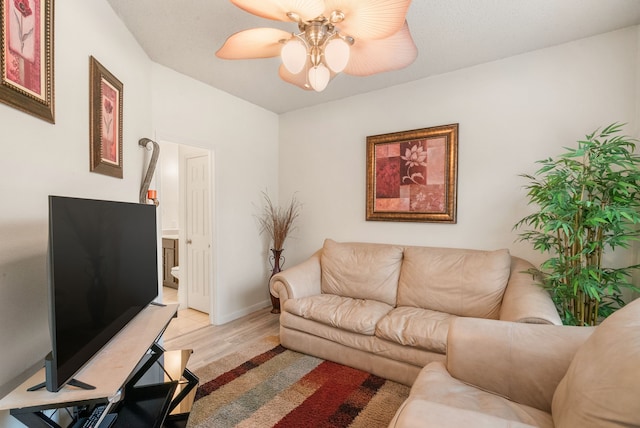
[215,299,270,325]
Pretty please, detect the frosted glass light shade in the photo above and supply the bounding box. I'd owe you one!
[308,64,330,91]
[324,38,350,72]
[281,39,307,74]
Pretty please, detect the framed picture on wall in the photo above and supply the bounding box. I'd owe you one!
[0,0,55,123]
[89,56,123,178]
[366,124,459,223]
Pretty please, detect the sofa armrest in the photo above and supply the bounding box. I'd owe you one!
[499,257,562,325]
[269,250,322,304]
[446,317,594,413]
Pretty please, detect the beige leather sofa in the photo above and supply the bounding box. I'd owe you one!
[270,239,561,386]
[390,297,640,427]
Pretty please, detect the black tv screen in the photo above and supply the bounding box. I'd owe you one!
[45,196,159,392]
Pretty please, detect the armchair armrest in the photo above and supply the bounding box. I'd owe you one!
[390,399,537,428]
[446,317,594,413]
[500,257,562,325]
[269,250,322,305]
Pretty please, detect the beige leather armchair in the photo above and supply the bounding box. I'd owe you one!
[390,298,640,427]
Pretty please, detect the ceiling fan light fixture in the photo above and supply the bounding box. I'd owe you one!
[324,37,350,72]
[308,64,330,92]
[221,0,415,91]
[281,38,307,74]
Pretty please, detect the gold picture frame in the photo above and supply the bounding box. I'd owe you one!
[89,56,123,178]
[0,0,55,123]
[366,124,459,223]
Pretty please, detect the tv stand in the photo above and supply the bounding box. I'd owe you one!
[27,378,96,392]
[0,304,198,428]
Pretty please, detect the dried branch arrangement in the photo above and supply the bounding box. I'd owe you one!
[257,191,302,250]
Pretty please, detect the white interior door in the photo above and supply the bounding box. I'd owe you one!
[185,154,211,313]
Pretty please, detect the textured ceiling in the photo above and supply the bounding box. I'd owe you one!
[107,0,640,114]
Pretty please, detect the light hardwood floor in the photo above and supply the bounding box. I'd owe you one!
[162,287,211,339]
[161,288,281,371]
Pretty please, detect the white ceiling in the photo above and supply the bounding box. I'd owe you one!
[106,0,640,114]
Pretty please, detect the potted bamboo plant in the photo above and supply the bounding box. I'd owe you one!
[514,123,640,325]
[257,191,302,313]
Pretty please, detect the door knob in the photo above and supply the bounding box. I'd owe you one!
[186,239,193,244]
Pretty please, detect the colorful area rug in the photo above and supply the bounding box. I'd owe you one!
[187,336,410,427]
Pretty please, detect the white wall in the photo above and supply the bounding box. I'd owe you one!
[279,27,640,270]
[159,141,180,232]
[0,0,153,422]
[151,64,280,324]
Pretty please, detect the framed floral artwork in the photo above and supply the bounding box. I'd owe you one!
[89,56,123,178]
[366,124,459,223]
[0,0,55,123]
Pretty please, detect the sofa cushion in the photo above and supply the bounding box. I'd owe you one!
[280,311,378,353]
[376,307,455,354]
[371,336,447,368]
[397,246,511,318]
[551,298,640,427]
[321,239,403,306]
[284,294,393,335]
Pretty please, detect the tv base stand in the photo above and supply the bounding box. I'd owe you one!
[28,378,96,393]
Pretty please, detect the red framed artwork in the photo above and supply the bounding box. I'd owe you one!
[0,0,54,123]
[366,124,459,223]
[89,56,123,178]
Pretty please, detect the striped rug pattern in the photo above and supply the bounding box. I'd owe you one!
[187,336,410,427]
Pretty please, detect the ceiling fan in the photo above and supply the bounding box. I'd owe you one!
[216,0,417,92]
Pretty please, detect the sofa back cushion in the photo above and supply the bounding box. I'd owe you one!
[551,298,640,427]
[397,246,511,318]
[321,239,403,306]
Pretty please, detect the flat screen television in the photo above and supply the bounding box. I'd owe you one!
[37,196,159,393]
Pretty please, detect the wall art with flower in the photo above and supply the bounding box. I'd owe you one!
[366,124,459,223]
[89,56,123,178]
[0,0,54,122]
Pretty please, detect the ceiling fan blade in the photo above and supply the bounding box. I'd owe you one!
[279,65,313,90]
[231,0,325,22]
[216,28,292,59]
[323,0,412,40]
[344,21,417,76]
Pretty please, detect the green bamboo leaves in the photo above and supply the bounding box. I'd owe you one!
[515,123,640,325]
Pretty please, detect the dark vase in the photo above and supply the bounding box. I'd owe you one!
[269,248,285,314]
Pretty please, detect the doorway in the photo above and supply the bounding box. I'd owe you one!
[183,153,211,313]
[158,140,214,330]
